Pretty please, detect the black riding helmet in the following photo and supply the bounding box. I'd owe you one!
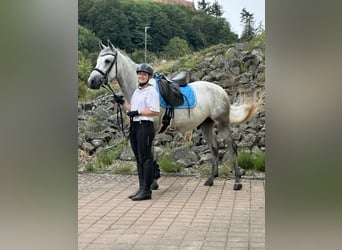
[136,63,153,75]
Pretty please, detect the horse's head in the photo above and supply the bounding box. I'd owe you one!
[88,40,118,89]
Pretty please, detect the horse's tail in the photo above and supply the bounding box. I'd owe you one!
[229,90,264,125]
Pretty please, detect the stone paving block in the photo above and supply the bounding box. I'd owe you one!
[78,174,265,250]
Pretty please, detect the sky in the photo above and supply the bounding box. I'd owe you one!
[194,0,265,37]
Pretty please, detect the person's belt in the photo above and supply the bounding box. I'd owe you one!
[133,120,153,124]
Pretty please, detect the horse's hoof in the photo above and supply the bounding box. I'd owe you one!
[204,178,213,186]
[233,183,242,190]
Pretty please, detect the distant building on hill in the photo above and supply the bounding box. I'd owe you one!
[151,0,195,9]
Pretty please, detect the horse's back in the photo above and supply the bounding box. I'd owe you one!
[189,81,229,102]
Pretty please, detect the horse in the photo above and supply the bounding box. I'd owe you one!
[88,40,262,190]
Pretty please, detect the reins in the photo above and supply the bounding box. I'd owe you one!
[94,50,127,137]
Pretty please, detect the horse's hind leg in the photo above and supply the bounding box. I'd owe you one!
[200,120,218,186]
[227,132,242,190]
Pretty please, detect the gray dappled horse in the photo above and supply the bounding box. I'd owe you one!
[88,41,262,190]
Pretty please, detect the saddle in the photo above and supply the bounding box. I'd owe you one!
[154,71,190,133]
[156,71,187,106]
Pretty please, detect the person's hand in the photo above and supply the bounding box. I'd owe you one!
[127,110,140,118]
[113,95,125,105]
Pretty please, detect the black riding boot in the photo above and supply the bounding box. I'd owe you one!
[132,159,153,201]
[150,160,160,190]
[128,165,143,199]
[150,179,159,190]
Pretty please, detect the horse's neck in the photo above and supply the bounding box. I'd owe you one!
[115,52,137,103]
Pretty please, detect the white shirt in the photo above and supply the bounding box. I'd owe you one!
[131,85,160,122]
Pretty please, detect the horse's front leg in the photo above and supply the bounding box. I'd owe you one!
[204,160,218,186]
[200,121,219,186]
[202,128,219,186]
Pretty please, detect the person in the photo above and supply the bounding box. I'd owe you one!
[113,63,160,201]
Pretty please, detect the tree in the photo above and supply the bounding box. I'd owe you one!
[197,0,211,13]
[78,51,93,83]
[240,8,255,41]
[162,37,191,59]
[209,0,223,17]
[198,0,223,17]
[78,25,100,54]
[79,0,238,53]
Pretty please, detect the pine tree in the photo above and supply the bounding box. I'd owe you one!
[240,8,255,41]
[197,0,223,17]
[197,0,210,13]
[210,0,223,17]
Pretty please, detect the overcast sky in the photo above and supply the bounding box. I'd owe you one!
[194,0,265,37]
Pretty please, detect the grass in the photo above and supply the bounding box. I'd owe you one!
[237,151,265,172]
[198,165,211,177]
[158,155,183,173]
[85,162,95,172]
[94,150,114,168]
[112,163,134,174]
[87,139,127,170]
[218,163,232,177]
[198,164,232,178]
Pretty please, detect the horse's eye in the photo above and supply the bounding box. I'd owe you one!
[105,59,111,64]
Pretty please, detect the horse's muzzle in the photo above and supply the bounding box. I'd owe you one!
[88,75,106,89]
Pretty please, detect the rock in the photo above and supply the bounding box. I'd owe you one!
[78,42,265,174]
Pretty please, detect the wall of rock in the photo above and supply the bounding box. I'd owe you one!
[78,42,265,170]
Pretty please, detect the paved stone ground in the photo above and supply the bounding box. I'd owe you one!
[78,173,265,250]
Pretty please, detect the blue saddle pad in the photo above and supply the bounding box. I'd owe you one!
[156,84,197,109]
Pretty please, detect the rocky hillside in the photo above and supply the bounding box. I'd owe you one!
[78,41,265,175]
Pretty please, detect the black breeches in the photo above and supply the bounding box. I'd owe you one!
[130,121,155,167]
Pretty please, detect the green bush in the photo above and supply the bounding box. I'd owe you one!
[95,150,113,168]
[94,142,126,169]
[162,37,191,60]
[158,155,182,173]
[238,151,265,172]
[78,51,93,82]
[253,154,265,172]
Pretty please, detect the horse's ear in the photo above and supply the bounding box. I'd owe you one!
[99,41,106,50]
[107,40,115,51]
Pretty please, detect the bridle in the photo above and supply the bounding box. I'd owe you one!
[92,49,127,136]
[93,50,118,88]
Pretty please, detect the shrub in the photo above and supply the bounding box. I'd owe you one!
[94,142,126,169]
[158,155,182,173]
[253,154,265,172]
[95,150,113,168]
[78,51,93,82]
[238,151,265,172]
[162,37,191,60]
